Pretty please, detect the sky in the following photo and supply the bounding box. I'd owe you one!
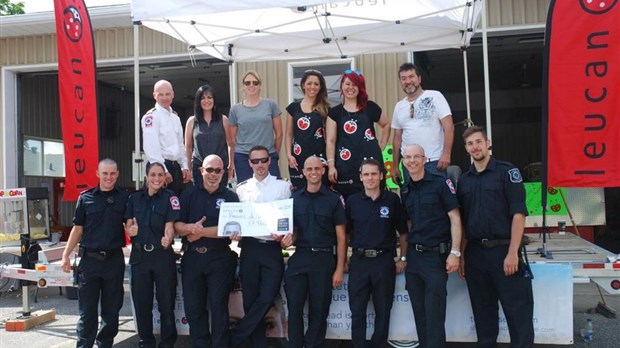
[21,0,130,13]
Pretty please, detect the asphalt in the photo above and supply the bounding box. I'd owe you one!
[0,281,618,348]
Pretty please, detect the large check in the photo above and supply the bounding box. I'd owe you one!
[217,198,293,237]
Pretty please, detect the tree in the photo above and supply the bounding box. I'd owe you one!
[0,0,25,16]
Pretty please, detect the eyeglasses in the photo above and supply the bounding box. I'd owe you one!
[249,157,270,164]
[243,80,260,86]
[409,102,415,119]
[202,167,223,174]
[408,154,425,161]
[344,69,362,76]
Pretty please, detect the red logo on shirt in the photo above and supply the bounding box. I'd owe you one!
[293,143,302,156]
[364,128,375,141]
[339,148,351,161]
[343,120,357,134]
[445,179,456,194]
[170,196,181,210]
[314,127,323,139]
[143,115,154,128]
[297,117,310,130]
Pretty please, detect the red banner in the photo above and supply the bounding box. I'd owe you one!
[54,0,99,200]
[544,0,620,187]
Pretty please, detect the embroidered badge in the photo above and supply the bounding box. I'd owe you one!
[170,196,180,210]
[379,206,390,218]
[446,179,456,194]
[508,168,523,183]
[143,115,154,128]
[216,198,225,208]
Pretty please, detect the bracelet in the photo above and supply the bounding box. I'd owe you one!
[326,159,335,163]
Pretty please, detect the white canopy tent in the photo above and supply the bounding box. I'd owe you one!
[129,0,487,187]
[131,0,482,61]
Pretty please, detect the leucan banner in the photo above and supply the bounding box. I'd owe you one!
[543,0,620,187]
[54,0,99,200]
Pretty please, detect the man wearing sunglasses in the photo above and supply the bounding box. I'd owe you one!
[392,63,454,183]
[174,155,239,348]
[230,145,291,348]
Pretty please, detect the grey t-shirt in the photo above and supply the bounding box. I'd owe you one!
[229,98,281,154]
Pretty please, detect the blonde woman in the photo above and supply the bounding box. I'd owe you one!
[228,70,283,182]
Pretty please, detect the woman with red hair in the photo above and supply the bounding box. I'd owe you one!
[326,69,390,198]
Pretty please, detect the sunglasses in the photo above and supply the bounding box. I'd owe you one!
[410,102,415,119]
[202,167,223,174]
[344,69,362,76]
[304,69,323,75]
[243,80,260,86]
[249,157,270,164]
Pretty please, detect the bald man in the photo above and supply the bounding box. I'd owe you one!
[400,144,462,348]
[142,79,190,195]
[174,155,239,348]
[282,156,347,348]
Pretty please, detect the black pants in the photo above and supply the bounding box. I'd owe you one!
[181,247,237,348]
[464,244,534,348]
[76,250,125,348]
[163,160,185,196]
[348,252,395,348]
[405,249,448,348]
[231,238,284,347]
[130,248,177,348]
[284,249,335,348]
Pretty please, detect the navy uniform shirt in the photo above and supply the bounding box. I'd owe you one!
[293,185,346,249]
[178,185,239,248]
[72,186,129,250]
[401,171,459,246]
[457,157,527,241]
[345,190,408,249]
[126,188,180,245]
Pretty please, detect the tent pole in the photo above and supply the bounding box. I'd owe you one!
[229,62,237,105]
[481,0,492,148]
[133,22,141,190]
[462,49,472,125]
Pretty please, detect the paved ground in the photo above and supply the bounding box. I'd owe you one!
[0,281,618,348]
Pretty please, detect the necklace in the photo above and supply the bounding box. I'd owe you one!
[344,104,358,119]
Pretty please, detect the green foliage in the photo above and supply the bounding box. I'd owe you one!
[0,0,25,16]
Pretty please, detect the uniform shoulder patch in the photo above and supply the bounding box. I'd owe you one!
[445,179,456,194]
[142,115,154,128]
[508,168,523,183]
[170,196,181,210]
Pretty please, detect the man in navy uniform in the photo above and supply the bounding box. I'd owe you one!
[401,144,462,348]
[230,145,291,347]
[174,154,238,348]
[345,158,408,348]
[280,155,347,348]
[60,158,129,348]
[142,79,190,195]
[457,126,533,348]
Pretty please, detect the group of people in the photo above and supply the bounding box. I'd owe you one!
[59,63,534,348]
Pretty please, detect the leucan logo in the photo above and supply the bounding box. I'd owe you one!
[63,6,83,42]
[580,0,618,14]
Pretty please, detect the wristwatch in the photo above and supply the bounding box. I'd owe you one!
[400,256,407,262]
[450,249,462,257]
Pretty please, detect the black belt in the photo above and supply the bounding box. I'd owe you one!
[79,247,122,262]
[470,238,512,249]
[410,241,451,253]
[133,242,165,252]
[353,248,391,258]
[184,245,228,254]
[241,238,280,246]
[297,247,333,253]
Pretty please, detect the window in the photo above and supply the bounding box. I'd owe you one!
[23,137,65,177]
[288,59,354,106]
